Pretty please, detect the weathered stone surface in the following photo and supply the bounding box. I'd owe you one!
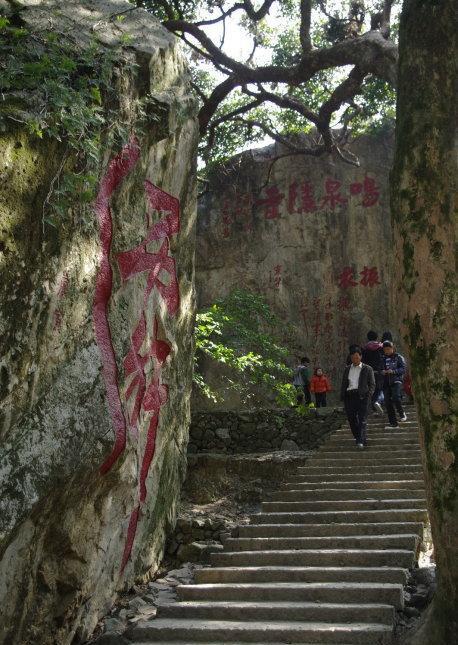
[188,408,344,453]
[280,439,300,452]
[195,132,396,409]
[0,2,198,644]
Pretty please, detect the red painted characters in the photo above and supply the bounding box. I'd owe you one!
[223,174,381,229]
[338,266,381,288]
[93,138,180,572]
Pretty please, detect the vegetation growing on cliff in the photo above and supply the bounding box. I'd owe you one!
[0,12,157,225]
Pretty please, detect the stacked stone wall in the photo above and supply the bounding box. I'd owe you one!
[188,408,345,454]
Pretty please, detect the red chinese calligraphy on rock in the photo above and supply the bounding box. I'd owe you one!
[321,178,348,210]
[93,137,140,475]
[117,184,180,572]
[288,181,317,214]
[359,265,381,287]
[338,267,358,289]
[255,185,284,220]
[93,143,180,572]
[350,176,380,207]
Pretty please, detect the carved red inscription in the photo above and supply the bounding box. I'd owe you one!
[93,139,180,571]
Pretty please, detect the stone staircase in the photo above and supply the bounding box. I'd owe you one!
[128,407,428,644]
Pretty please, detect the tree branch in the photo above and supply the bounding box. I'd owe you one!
[165,18,397,86]
[242,0,277,21]
[318,66,366,126]
[243,86,319,125]
[300,0,312,52]
[204,98,264,152]
[235,117,303,151]
[198,77,240,134]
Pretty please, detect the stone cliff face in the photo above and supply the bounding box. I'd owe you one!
[0,2,197,643]
[196,132,395,408]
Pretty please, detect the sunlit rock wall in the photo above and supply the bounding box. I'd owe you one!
[0,2,197,643]
[196,132,395,408]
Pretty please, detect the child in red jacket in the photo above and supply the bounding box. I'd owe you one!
[310,367,332,407]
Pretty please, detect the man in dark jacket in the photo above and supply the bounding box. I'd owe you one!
[340,345,376,448]
[362,330,384,414]
[382,341,407,428]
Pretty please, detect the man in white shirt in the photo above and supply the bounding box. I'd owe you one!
[340,345,376,448]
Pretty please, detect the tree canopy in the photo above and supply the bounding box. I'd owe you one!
[134,0,398,168]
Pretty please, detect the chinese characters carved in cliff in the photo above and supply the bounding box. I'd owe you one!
[93,138,180,571]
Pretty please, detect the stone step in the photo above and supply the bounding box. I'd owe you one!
[159,600,395,624]
[298,465,423,474]
[334,429,417,436]
[363,420,417,427]
[124,642,364,645]
[211,548,415,569]
[261,499,426,513]
[288,471,423,482]
[177,582,403,608]
[195,566,408,585]
[129,642,349,645]
[319,443,420,452]
[253,508,428,524]
[238,522,424,538]
[223,534,419,552]
[318,434,418,442]
[128,619,393,644]
[314,449,422,458]
[282,479,424,490]
[327,434,419,442]
[304,457,421,467]
[272,488,424,500]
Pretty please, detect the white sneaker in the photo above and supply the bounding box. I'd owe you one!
[399,414,408,422]
[374,402,383,415]
[385,424,399,429]
[356,443,364,449]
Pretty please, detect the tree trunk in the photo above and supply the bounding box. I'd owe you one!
[391,0,457,642]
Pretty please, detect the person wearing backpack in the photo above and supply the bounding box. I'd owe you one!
[362,330,384,414]
[293,356,312,405]
[381,341,407,428]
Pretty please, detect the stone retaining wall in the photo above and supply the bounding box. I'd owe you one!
[188,408,344,454]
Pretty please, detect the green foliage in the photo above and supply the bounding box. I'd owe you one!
[0,14,154,226]
[194,289,294,406]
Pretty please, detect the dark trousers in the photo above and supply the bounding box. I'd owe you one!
[315,392,327,407]
[345,392,369,445]
[383,382,405,426]
[303,386,311,405]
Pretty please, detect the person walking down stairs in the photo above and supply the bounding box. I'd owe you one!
[340,345,375,449]
[126,405,428,644]
[381,341,407,429]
